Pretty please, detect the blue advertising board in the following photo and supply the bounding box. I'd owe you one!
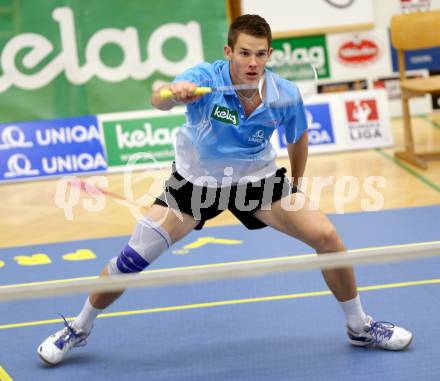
[278,103,335,148]
[389,31,440,72]
[0,115,107,182]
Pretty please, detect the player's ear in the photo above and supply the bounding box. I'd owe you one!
[224,44,232,60]
[267,47,273,59]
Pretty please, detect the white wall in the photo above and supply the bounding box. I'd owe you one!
[241,0,374,34]
[241,0,440,116]
[241,0,440,33]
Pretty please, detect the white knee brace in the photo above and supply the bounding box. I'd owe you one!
[108,217,172,275]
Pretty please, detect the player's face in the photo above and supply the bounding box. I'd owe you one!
[224,32,272,85]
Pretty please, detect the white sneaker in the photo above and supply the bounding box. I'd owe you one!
[38,316,90,365]
[347,316,413,351]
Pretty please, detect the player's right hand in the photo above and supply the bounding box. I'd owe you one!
[167,82,201,104]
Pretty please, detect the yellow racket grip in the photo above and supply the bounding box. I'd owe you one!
[159,87,212,100]
[194,87,212,96]
[159,89,173,99]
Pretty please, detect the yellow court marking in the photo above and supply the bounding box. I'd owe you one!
[0,366,13,381]
[1,240,439,290]
[0,277,439,331]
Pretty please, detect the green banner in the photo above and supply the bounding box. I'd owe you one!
[0,1,227,123]
[101,111,186,168]
[268,35,330,80]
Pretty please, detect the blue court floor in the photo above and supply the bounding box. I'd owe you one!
[0,205,439,381]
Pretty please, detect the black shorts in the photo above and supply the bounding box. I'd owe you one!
[154,165,297,230]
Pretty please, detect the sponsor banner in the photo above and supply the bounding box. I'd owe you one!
[99,109,186,170]
[0,1,226,123]
[272,89,393,156]
[0,115,107,182]
[277,103,336,149]
[268,35,330,79]
[389,32,440,72]
[344,96,393,148]
[242,0,374,35]
[327,29,393,79]
[372,76,403,100]
[373,71,427,100]
[372,74,426,100]
[400,0,431,12]
[318,79,368,94]
[305,104,336,147]
[371,71,432,116]
[374,0,440,28]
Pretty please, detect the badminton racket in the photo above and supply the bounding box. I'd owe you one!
[159,62,318,106]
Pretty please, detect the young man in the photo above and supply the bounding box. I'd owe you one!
[38,14,412,365]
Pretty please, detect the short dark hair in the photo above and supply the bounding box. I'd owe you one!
[228,14,272,50]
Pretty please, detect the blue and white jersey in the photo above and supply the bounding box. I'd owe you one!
[173,60,307,186]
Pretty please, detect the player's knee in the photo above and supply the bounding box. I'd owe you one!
[108,217,172,275]
[108,244,149,274]
[314,228,342,253]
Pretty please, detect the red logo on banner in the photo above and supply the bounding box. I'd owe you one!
[345,100,379,123]
[338,38,379,65]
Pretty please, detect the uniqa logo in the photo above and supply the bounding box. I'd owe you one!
[337,37,380,65]
[248,129,265,143]
[4,154,40,178]
[36,124,101,146]
[42,153,107,174]
[306,110,333,145]
[0,7,204,92]
[0,126,34,150]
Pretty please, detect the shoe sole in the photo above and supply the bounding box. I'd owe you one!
[349,333,414,351]
[348,338,371,347]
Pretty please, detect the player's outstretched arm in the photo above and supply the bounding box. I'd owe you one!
[151,82,202,111]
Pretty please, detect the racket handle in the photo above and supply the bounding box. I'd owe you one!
[159,89,173,99]
[194,87,212,95]
[159,87,212,100]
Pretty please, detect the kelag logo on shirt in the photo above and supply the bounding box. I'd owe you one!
[277,103,335,147]
[211,105,239,125]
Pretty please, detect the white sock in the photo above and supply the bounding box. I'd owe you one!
[339,294,368,332]
[71,298,102,333]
